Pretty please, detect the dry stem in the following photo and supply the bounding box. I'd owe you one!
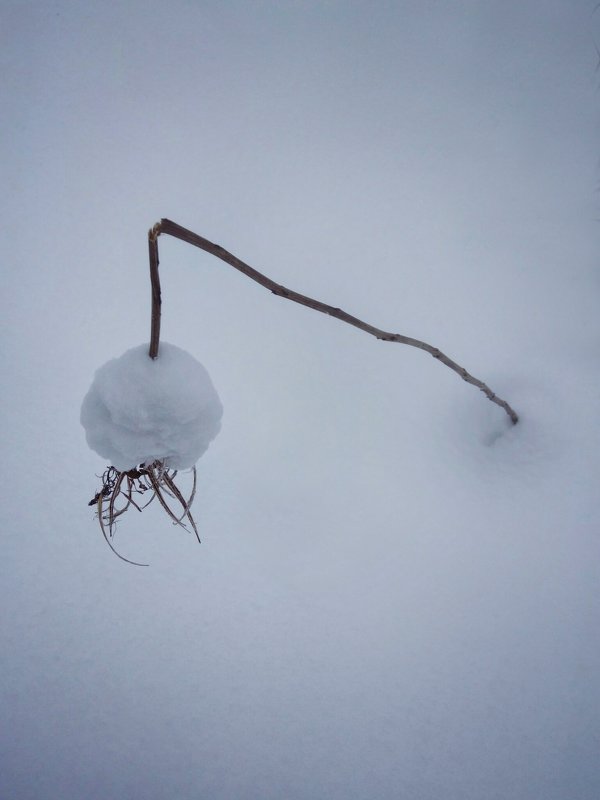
[148,219,518,424]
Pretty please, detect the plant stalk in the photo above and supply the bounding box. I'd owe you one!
[148,219,518,424]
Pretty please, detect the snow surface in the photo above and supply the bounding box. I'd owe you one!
[2,3,599,800]
[80,342,223,470]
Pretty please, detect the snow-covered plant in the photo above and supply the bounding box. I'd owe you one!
[82,217,517,564]
[81,342,222,565]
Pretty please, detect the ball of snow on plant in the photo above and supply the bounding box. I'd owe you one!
[81,343,223,471]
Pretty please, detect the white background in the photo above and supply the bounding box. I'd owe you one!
[2,2,599,798]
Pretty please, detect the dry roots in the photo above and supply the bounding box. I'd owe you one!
[88,461,198,565]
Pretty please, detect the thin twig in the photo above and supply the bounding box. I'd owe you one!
[148,223,161,359]
[148,218,518,424]
[162,470,200,542]
[97,493,149,567]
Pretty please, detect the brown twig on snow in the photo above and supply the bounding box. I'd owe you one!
[148,218,518,425]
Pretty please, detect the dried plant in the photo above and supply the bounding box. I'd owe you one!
[86,217,519,565]
[149,219,519,424]
[89,461,198,566]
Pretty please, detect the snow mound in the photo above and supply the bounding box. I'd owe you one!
[81,343,223,471]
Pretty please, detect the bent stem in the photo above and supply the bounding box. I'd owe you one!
[148,219,518,425]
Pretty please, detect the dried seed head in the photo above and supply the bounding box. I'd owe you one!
[90,460,198,566]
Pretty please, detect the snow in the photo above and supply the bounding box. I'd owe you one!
[80,342,223,471]
[2,3,599,800]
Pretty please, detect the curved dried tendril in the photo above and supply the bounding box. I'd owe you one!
[88,461,199,565]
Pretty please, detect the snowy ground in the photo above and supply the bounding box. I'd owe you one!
[2,3,599,799]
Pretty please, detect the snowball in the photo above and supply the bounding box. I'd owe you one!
[81,343,223,471]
